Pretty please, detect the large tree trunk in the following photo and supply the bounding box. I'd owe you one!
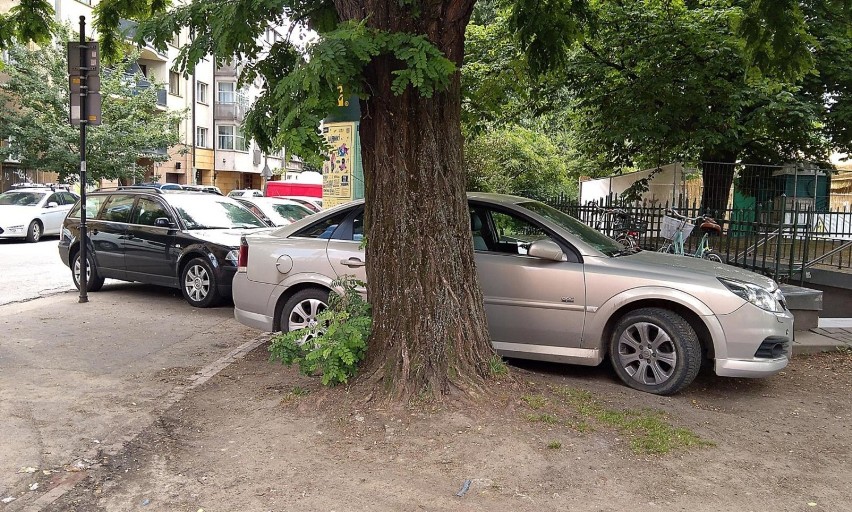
[335,1,495,399]
[700,151,738,219]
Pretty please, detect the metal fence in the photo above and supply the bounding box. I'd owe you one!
[545,193,852,284]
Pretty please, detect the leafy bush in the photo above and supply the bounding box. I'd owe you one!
[269,276,371,386]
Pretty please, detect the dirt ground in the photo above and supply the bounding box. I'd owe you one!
[38,345,852,512]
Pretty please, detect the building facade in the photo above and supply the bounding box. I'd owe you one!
[1,0,286,195]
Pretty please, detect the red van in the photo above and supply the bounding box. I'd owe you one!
[264,181,322,198]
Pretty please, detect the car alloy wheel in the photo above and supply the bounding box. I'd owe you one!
[280,288,329,344]
[72,251,105,292]
[609,307,701,395]
[180,258,221,308]
[26,221,41,243]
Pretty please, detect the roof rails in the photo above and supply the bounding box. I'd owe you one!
[93,186,164,193]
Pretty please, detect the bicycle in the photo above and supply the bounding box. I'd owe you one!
[594,207,648,250]
[658,208,723,263]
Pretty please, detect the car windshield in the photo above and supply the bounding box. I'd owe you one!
[0,191,46,206]
[167,195,267,229]
[519,201,626,256]
[269,203,313,223]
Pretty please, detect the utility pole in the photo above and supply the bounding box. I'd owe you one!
[68,16,101,303]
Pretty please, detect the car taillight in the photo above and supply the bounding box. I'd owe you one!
[237,237,249,271]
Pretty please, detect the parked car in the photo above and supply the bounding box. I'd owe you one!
[134,182,184,191]
[234,197,315,226]
[228,189,264,198]
[0,188,79,242]
[272,195,323,212]
[58,189,269,307]
[182,185,223,195]
[232,193,794,395]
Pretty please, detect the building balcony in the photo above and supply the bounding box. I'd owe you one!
[215,62,238,76]
[214,102,247,122]
[119,20,168,62]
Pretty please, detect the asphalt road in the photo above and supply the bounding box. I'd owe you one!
[0,236,75,305]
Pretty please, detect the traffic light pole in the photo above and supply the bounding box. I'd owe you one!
[78,16,89,303]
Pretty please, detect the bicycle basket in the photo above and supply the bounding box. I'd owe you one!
[660,215,694,239]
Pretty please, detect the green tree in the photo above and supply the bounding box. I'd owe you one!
[559,0,847,214]
[0,0,829,401]
[465,125,576,198]
[0,35,184,184]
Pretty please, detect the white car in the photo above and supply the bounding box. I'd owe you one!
[234,197,315,226]
[0,188,80,242]
[227,189,264,198]
[274,195,323,212]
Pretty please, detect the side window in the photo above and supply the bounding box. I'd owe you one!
[45,193,60,205]
[294,210,350,239]
[131,198,170,226]
[68,195,106,219]
[98,194,136,223]
[471,207,554,255]
[60,192,78,205]
[352,212,364,242]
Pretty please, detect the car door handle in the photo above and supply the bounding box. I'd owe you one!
[340,258,366,268]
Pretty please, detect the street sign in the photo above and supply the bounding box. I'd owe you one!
[70,92,102,126]
[67,42,100,75]
[69,74,100,94]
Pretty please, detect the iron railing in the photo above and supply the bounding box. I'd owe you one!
[544,193,852,284]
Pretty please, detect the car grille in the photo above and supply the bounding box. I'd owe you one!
[754,336,790,359]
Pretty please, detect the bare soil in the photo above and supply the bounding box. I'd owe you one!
[43,346,852,512]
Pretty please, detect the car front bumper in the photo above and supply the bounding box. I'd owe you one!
[0,224,27,238]
[714,302,794,378]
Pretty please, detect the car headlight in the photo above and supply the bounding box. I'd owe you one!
[718,278,781,312]
[225,249,239,265]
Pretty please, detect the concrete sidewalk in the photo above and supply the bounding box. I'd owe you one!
[793,318,852,355]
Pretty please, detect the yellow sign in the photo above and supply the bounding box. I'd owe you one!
[322,122,355,208]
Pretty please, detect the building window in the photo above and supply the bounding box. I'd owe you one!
[235,126,248,152]
[169,71,180,96]
[171,32,180,47]
[196,127,208,148]
[218,125,234,150]
[218,82,235,103]
[197,82,208,104]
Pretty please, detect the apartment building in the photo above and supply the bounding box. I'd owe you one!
[1,0,288,194]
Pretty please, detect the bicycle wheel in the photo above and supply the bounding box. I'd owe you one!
[616,235,637,250]
[658,243,673,254]
[703,250,723,263]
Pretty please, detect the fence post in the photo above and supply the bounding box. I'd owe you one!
[800,204,812,286]
[774,195,786,281]
[788,200,798,280]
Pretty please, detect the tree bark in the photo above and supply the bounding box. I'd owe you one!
[335,0,495,399]
[700,151,738,219]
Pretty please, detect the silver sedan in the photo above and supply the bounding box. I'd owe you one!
[232,193,793,395]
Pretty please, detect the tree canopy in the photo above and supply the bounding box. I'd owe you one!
[0,31,184,184]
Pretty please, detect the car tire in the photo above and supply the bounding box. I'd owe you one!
[25,220,42,243]
[72,250,105,292]
[180,257,221,308]
[609,307,701,395]
[703,250,723,263]
[279,288,329,343]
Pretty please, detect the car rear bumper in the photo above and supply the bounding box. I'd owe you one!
[234,306,275,332]
[232,272,276,331]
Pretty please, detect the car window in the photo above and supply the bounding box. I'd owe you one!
[166,195,267,229]
[45,193,60,205]
[270,203,312,223]
[68,195,107,218]
[352,212,364,242]
[0,191,46,206]
[98,194,136,223]
[293,210,350,239]
[60,192,79,205]
[131,198,171,226]
[471,207,555,255]
[519,201,624,256]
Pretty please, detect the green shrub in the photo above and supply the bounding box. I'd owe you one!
[269,276,371,386]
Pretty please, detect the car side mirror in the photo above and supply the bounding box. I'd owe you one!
[528,239,567,262]
[154,217,174,228]
[47,202,59,208]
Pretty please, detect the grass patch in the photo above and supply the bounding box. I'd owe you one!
[525,412,559,424]
[553,386,713,454]
[547,440,562,450]
[489,355,509,376]
[522,394,547,410]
